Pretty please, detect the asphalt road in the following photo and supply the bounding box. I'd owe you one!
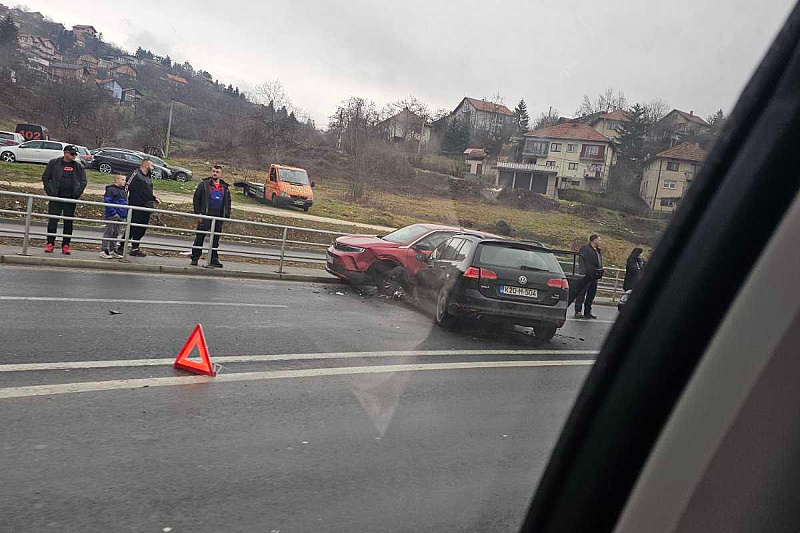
[0,266,616,533]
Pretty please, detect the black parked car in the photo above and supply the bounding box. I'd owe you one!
[143,153,193,182]
[414,234,570,340]
[93,148,172,179]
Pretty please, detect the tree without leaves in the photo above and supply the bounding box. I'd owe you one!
[532,107,560,131]
[574,88,627,117]
[642,98,670,125]
[46,79,104,133]
[85,103,130,147]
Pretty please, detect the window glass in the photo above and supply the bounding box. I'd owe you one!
[19,141,41,149]
[417,231,454,250]
[42,141,62,150]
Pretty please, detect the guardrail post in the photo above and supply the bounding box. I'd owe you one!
[277,227,288,274]
[204,218,217,268]
[121,208,133,262]
[612,269,620,302]
[17,196,33,256]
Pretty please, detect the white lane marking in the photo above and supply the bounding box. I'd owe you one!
[0,360,595,399]
[0,296,287,308]
[566,318,616,324]
[0,349,601,372]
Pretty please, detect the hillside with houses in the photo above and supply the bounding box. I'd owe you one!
[0,4,728,217]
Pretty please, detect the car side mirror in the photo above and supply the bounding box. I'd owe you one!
[412,242,432,252]
[311,181,316,188]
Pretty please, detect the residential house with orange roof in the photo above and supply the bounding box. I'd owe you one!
[639,142,708,212]
[573,109,632,143]
[502,122,615,194]
[167,74,188,85]
[111,64,138,79]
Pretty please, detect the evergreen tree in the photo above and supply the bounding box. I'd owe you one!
[443,118,470,153]
[607,103,649,197]
[0,14,21,71]
[513,98,529,132]
[161,55,171,68]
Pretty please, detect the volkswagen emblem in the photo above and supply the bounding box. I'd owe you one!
[518,275,528,284]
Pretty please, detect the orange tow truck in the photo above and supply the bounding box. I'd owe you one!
[234,164,315,211]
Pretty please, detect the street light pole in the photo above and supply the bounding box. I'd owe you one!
[165,99,174,157]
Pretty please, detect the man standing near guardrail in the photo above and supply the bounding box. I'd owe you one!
[123,157,159,257]
[190,165,231,268]
[574,234,603,319]
[41,145,87,255]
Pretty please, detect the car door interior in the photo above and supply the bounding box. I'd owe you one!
[520,4,800,532]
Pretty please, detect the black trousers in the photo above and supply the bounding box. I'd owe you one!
[191,218,223,260]
[129,209,151,250]
[575,277,598,315]
[46,200,76,245]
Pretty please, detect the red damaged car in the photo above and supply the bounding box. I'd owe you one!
[327,223,483,294]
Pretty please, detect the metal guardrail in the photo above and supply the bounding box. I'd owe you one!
[553,251,626,303]
[0,189,345,271]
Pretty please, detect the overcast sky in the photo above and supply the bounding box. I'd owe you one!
[21,0,797,125]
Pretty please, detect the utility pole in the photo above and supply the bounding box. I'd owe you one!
[417,114,426,155]
[165,99,174,157]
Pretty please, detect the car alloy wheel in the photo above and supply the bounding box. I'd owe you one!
[98,163,112,173]
[175,172,188,182]
[1,151,15,162]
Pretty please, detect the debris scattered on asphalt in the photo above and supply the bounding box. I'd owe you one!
[301,441,309,444]
[335,292,345,296]
[312,290,321,294]
[109,310,122,315]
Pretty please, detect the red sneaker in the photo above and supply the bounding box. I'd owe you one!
[44,243,55,253]
[61,244,71,255]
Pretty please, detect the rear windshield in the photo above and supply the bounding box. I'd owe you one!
[382,224,431,244]
[476,243,563,274]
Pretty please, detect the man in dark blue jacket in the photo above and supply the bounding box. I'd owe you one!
[41,145,87,255]
[190,165,231,267]
[100,175,128,259]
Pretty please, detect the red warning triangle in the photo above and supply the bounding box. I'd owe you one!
[174,324,215,376]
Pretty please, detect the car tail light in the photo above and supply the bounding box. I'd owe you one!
[464,267,497,279]
[480,268,498,280]
[547,278,569,289]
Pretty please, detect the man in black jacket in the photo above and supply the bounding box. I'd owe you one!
[123,158,159,257]
[41,145,87,255]
[574,234,603,319]
[190,165,231,268]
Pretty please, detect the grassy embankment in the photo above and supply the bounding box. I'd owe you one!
[0,158,667,266]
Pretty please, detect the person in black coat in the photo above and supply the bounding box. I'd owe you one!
[41,145,87,255]
[123,158,160,257]
[574,234,603,319]
[623,247,644,291]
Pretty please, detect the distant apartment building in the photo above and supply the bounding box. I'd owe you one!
[451,97,515,135]
[72,25,98,46]
[518,122,615,193]
[377,107,432,146]
[50,63,91,80]
[96,78,124,101]
[640,142,708,212]
[652,109,711,145]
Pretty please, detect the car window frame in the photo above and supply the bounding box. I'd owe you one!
[19,141,42,149]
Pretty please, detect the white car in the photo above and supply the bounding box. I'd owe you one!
[0,140,78,164]
[0,130,24,146]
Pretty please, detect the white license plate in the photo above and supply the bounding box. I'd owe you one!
[501,286,538,298]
